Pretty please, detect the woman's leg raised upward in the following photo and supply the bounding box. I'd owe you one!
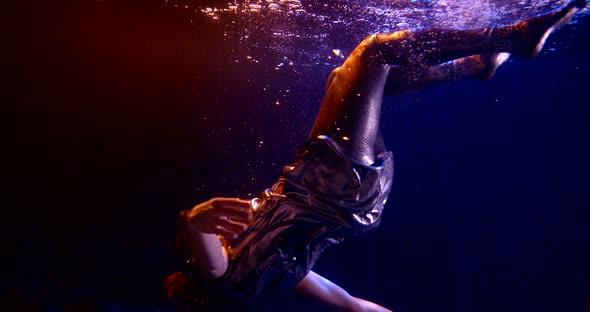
[308,0,586,165]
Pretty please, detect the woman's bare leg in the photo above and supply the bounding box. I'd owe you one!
[308,0,585,165]
[384,53,511,95]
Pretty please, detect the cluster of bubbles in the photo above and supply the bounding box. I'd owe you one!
[167,0,586,66]
[163,0,587,191]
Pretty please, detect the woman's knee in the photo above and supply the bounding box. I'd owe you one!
[358,30,414,65]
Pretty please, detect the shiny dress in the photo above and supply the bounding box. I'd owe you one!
[179,135,393,307]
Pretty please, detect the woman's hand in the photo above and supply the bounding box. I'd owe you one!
[186,197,253,241]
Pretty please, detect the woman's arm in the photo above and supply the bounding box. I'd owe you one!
[184,197,253,278]
[296,271,391,312]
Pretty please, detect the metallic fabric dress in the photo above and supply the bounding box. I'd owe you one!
[182,135,393,307]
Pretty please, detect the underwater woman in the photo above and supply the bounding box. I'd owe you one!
[166,1,587,310]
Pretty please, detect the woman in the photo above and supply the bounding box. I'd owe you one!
[166,1,586,310]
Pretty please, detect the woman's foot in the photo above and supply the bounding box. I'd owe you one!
[472,53,511,80]
[509,0,586,58]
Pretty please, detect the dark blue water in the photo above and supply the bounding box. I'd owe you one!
[4,0,590,311]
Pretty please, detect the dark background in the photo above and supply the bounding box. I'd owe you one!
[3,0,590,311]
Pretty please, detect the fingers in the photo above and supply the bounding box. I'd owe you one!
[209,197,252,212]
[216,217,248,234]
[193,215,249,239]
[189,197,253,221]
[212,225,242,240]
[187,197,254,238]
[214,207,252,222]
[210,197,251,209]
[209,198,253,222]
[212,218,249,240]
